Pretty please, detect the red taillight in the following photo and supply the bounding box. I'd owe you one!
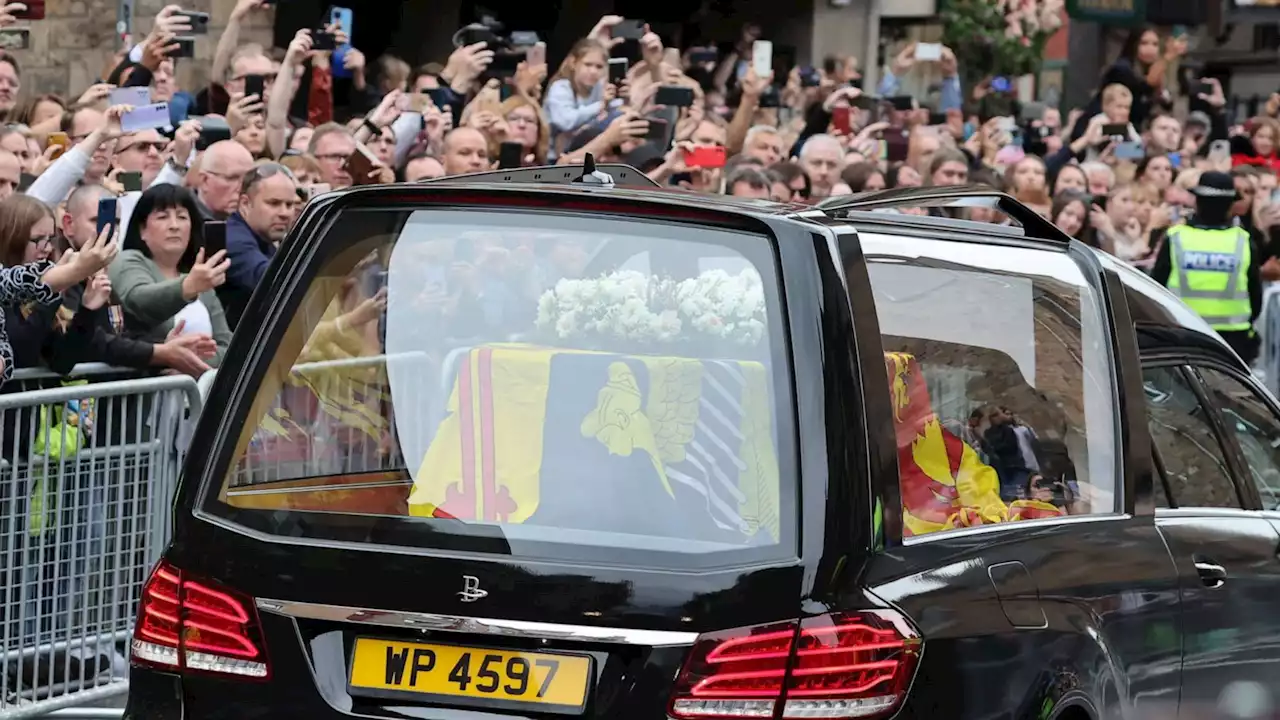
[669,611,920,720]
[131,560,270,680]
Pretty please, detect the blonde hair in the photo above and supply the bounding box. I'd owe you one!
[549,38,608,88]
[377,55,411,93]
[497,95,550,164]
[1101,83,1132,108]
[1132,181,1160,205]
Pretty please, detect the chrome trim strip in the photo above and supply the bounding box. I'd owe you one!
[256,599,699,647]
[901,512,1132,546]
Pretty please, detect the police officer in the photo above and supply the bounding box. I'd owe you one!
[1151,171,1263,364]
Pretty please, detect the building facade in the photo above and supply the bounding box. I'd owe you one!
[21,0,272,98]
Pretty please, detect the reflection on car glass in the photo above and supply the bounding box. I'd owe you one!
[868,251,1117,536]
[220,212,793,559]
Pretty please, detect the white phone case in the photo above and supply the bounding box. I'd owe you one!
[752,40,772,78]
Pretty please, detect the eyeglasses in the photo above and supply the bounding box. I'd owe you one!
[29,234,53,246]
[119,141,166,154]
[314,153,348,163]
[240,162,297,195]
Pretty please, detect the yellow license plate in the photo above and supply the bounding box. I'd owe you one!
[348,637,592,712]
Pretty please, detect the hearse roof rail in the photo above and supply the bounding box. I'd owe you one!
[815,185,1071,245]
[417,153,661,189]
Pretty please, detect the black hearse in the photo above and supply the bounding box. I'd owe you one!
[126,163,1280,720]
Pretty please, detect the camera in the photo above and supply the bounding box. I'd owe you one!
[451,12,538,77]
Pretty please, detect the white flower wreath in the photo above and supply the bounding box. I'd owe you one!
[535,269,766,347]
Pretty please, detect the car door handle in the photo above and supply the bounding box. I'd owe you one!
[1194,557,1227,588]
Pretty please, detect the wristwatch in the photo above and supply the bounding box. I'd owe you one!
[362,117,381,137]
[166,156,188,176]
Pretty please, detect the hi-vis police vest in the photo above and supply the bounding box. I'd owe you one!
[1166,225,1252,332]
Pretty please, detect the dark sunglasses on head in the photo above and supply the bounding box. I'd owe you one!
[240,162,297,194]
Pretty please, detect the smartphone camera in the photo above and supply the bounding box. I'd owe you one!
[311,29,337,51]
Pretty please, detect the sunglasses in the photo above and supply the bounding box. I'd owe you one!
[119,141,167,153]
[240,162,298,194]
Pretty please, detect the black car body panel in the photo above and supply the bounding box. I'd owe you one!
[127,180,1280,720]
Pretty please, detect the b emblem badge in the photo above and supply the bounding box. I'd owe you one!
[458,575,488,602]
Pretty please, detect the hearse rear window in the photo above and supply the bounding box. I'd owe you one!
[205,209,795,567]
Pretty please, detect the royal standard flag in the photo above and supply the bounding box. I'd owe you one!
[408,344,780,544]
[884,352,1008,536]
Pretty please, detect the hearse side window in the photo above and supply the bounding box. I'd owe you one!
[205,209,796,568]
[1195,366,1280,510]
[1142,366,1242,509]
[861,235,1118,538]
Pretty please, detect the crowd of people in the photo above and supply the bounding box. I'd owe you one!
[0,1,1265,391]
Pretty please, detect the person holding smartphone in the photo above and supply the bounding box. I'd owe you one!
[542,38,614,160]
[877,42,962,112]
[218,163,300,329]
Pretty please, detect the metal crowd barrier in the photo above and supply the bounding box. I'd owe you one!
[0,366,203,720]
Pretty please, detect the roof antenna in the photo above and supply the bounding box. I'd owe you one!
[573,152,614,187]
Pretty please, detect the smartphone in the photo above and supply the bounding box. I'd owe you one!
[118,171,142,192]
[327,5,353,32]
[498,141,523,169]
[1101,123,1128,139]
[799,66,821,88]
[914,42,943,61]
[96,197,118,238]
[306,183,331,197]
[1019,101,1045,124]
[526,41,546,67]
[202,220,227,256]
[1113,140,1145,160]
[852,95,876,111]
[176,10,210,34]
[888,95,914,111]
[109,86,151,108]
[831,106,851,135]
[688,48,717,65]
[426,87,452,111]
[990,76,1012,93]
[0,29,30,50]
[751,40,772,78]
[613,19,644,41]
[683,145,726,169]
[329,6,354,79]
[608,57,628,84]
[168,36,196,58]
[928,111,947,126]
[1210,139,1231,163]
[13,0,43,20]
[344,144,380,184]
[120,103,171,132]
[47,131,68,158]
[1196,80,1214,97]
[643,116,669,145]
[244,74,265,100]
[195,115,231,150]
[1092,195,1108,212]
[311,29,336,51]
[654,85,694,108]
